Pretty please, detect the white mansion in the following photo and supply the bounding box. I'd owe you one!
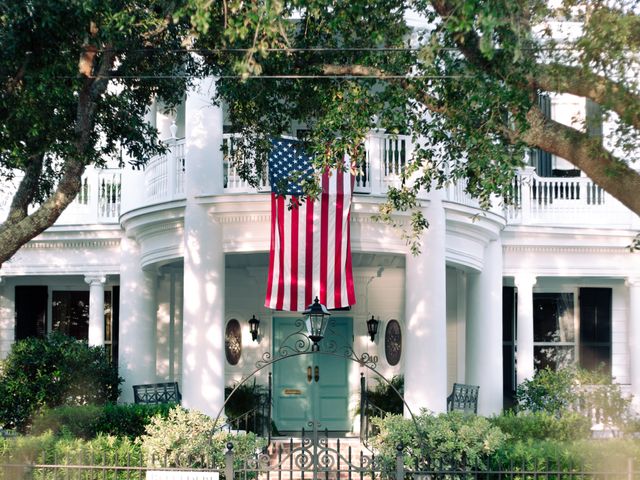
[1,77,639,430]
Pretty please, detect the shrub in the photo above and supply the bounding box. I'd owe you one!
[489,411,591,442]
[371,410,508,472]
[31,404,173,439]
[365,375,404,414]
[516,367,577,414]
[516,367,632,427]
[140,406,265,470]
[0,333,122,432]
[0,432,141,479]
[224,381,267,420]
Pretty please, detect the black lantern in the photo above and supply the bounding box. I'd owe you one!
[248,315,260,342]
[303,297,330,351]
[367,315,379,342]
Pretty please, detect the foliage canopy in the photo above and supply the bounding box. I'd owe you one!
[1,0,639,260]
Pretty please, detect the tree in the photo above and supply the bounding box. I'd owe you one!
[1,0,638,264]
[205,0,640,248]
[0,0,202,266]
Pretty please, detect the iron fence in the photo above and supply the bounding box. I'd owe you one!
[3,443,639,480]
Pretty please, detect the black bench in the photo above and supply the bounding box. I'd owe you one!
[133,382,182,405]
[447,383,479,414]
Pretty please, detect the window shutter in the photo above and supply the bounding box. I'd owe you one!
[531,94,552,177]
[585,99,603,139]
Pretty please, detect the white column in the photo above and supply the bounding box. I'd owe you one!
[118,236,157,403]
[180,75,226,417]
[466,238,503,415]
[85,275,106,347]
[628,278,640,411]
[514,274,537,385]
[0,277,15,360]
[404,192,448,414]
[181,206,225,417]
[185,76,224,197]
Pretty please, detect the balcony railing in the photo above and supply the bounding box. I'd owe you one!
[0,168,122,226]
[221,132,414,196]
[145,138,186,203]
[1,135,635,231]
[506,167,636,227]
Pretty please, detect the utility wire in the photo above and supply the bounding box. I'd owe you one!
[51,74,474,80]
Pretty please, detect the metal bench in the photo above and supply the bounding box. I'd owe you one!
[447,383,479,414]
[133,382,182,405]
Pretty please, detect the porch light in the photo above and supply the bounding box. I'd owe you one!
[304,297,330,351]
[248,315,260,342]
[367,315,379,342]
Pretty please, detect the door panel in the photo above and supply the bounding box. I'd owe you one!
[272,317,352,432]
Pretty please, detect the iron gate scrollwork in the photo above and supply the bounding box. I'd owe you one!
[218,318,421,480]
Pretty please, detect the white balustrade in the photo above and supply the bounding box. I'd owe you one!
[444,178,481,208]
[55,168,122,225]
[506,168,634,227]
[144,138,186,202]
[222,134,270,192]
[220,132,414,196]
[0,132,635,231]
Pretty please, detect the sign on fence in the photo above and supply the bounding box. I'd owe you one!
[146,471,220,480]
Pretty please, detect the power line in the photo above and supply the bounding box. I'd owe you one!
[52,74,474,80]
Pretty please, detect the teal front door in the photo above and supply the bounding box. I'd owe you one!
[272,317,352,432]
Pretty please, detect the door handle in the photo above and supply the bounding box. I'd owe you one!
[314,366,320,383]
[307,366,312,383]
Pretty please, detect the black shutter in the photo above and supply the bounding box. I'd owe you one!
[586,99,603,139]
[579,288,612,375]
[15,286,48,340]
[531,94,553,177]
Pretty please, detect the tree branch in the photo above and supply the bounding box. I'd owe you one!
[519,107,640,215]
[536,64,640,131]
[3,154,44,227]
[0,156,86,266]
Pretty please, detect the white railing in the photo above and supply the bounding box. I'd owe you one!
[444,177,481,209]
[505,167,635,227]
[54,168,122,225]
[145,138,186,202]
[222,134,270,192]
[221,132,414,196]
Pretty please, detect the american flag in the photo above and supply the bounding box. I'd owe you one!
[264,138,356,311]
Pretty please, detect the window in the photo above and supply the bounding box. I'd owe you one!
[533,288,612,374]
[533,292,575,370]
[52,291,90,340]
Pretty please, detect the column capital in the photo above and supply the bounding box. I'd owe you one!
[514,273,537,289]
[626,277,640,288]
[84,274,106,286]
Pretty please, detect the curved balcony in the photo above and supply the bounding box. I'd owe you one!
[506,167,638,228]
[0,167,122,227]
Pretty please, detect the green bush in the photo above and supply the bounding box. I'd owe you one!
[492,438,640,471]
[0,333,122,432]
[516,367,631,427]
[516,367,577,414]
[31,404,173,439]
[0,432,141,480]
[365,375,404,414]
[371,410,507,471]
[140,406,265,471]
[224,381,267,420]
[489,411,591,442]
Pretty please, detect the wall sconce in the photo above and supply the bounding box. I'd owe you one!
[248,315,260,342]
[366,315,379,342]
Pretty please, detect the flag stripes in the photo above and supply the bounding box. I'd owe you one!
[265,168,355,311]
